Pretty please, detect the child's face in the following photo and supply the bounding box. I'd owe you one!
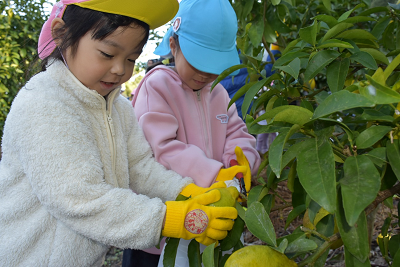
[170,37,218,90]
[65,25,145,96]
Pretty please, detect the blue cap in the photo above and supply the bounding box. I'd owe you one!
[154,0,240,76]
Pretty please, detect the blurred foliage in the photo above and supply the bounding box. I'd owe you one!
[0,0,47,138]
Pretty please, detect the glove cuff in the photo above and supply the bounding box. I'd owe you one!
[162,201,185,238]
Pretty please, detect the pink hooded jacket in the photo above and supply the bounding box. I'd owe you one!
[132,65,261,188]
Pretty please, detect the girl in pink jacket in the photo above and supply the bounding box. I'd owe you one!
[132,0,260,189]
[131,0,261,266]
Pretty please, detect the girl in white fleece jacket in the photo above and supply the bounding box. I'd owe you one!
[0,1,241,266]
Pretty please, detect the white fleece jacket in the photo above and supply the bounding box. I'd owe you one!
[0,61,192,267]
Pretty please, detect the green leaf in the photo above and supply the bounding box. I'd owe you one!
[304,50,341,81]
[350,51,378,70]
[277,238,288,254]
[393,249,400,267]
[383,53,400,81]
[388,234,400,258]
[340,155,381,226]
[253,105,313,126]
[317,39,354,49]
[269,125,301,178]
[212,64,248,90]
[371,16,391,39]
[248,20,264,46]
[273,51,309,68]
[263,20,277,43]
[338,9,353,22]
[313,90,375,119]
[358,6,389,16]
[297,137,337,213]
[355,125,391,149]
[220,217,245,251]
[285,236,318,254]
[387,139,400,181]
[336,29,377,41]
[275,57,300,79]
[245,202,277,247]
[228,81,257,110]
[336,195,370,262]
[360,109,394,122]
[242,78,268,117]
[285,204,306,229]
[317,117,354,143]
[188,240,202,267]
[327,58,350,93]
[344,246,372,266]
[241,0,254,19]
[360,75,400,104]
[282,140,313,169]
[322,22,353,42]
[266,5,291,34]
[365,147,387,167]
[314,14,338,28]
[235,201,246,221]
[163,238,180,267]
[202,243,215,267]
[271,0,281,5]
[360,48,389,65]
[247,185,268,206]
[299,20,318,46]
[341,16,375,24]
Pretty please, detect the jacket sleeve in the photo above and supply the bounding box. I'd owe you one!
[134,78,224,188]
[217,86,261,175]
[10,93,190,250]
[126,107,193,201]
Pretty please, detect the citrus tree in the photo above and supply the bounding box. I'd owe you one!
[0,0,47,139]
[164,0,400,266]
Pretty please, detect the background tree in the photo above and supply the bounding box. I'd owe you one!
[0,0,47,139]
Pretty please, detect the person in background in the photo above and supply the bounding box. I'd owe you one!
[0,1,241,266]
[219,46,281,119]
[132,0,261,266]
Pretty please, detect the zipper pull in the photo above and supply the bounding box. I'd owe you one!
[107,115,115,136]
[196,90,201,101]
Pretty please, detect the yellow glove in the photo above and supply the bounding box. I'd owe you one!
[234,146,251,193]
[162,190,238,246]
[215,165,248,182]
[180,181,226,198]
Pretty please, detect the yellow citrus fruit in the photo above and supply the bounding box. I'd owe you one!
[225,245,298,267]
[304,79,316,90]
[208,187,238,208]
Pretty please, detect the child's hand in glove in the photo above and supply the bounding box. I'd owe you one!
[234,146,251,193]
[180,181,226,198]
[215,165,248,182]
[162,189,238,246]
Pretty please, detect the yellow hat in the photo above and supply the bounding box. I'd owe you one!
[39,0,178,59]
[75,0,178,29]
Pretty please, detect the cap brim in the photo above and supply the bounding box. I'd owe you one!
[153,26,174,57]
[76,0,178,29]
[179,35,240,76]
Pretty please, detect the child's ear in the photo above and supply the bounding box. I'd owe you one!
[51,18,65,46]
[169,36,177,57]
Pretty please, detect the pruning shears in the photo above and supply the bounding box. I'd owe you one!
[230,159,247,196]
